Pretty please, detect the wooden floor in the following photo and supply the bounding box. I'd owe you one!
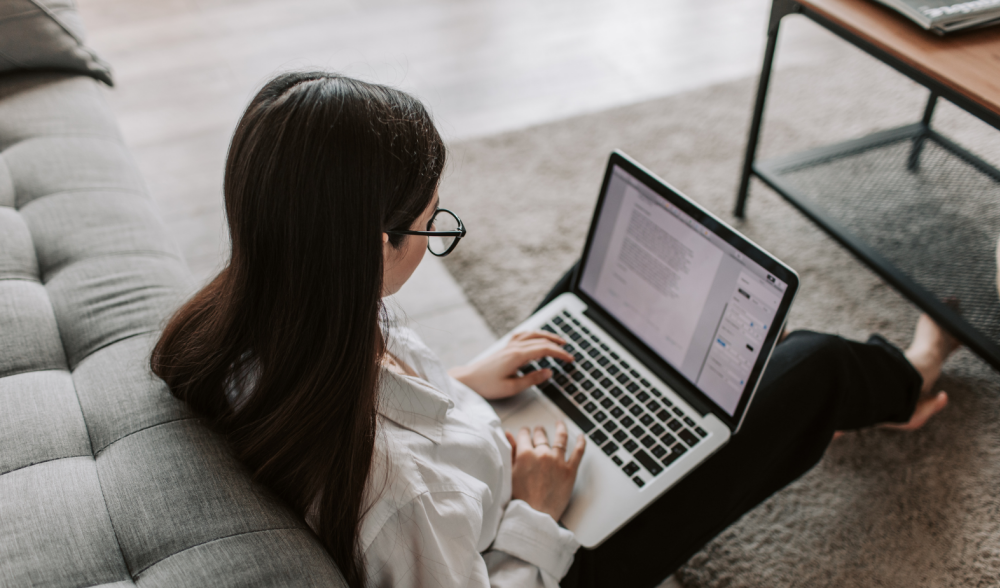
[76,0,844,284]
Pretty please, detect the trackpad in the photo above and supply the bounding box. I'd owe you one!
[500,392,583,447]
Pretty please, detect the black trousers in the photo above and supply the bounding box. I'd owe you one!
[539,264,924,588]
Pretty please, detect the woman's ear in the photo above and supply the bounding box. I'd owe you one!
[382,232,389,245]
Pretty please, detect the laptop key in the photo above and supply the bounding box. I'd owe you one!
[581,380,594,391]
[620,397,633,407]
[565,384,578,394]
[695,427,708,438]
[581,360,593,370]
[622,462,640,476]
[590,369,603,379]
[607,365,620,375]
[629,425,645,438]
[602,442,618,456]
[591,389,604,400]
[571,371,585,382]
[679,429,700,447]
[640,378,651,387]
[636,391,650,403]
[612,455,623,466]
[661,449,681,467]
[537,383,595,433]
[584,402,597,413]
[555,374,569,386]
[594,411,607,423]
[603,420,617,432]
[610,406,624,418]
[650,423,665,436]
[600,398,614,409]
[656,409,671,422]
[632,476,645,488]
[640,414,654,426]
[597,356,610,366]
[651,445,667,458]
[667,419,682,432]
[579,340,590,349]
[613,430,628,442]
[626,382,640,393]
[650,388,662,397]
[590,430,609,445]
[542,324,556,334]
[647,400,660,412]
[600,378,613,388]
[520,363,537,374]
[620,416,634,428]
[634,450,663,476]
[630,369,641,379]
[673,407,684,417]
[588,348,601,358]
[574,393,588,404]
[629,405,643,417]
[609,387,623,398]
[660,432,677,446]
[683,417,696,428]
[671,442,687,456]
[616,373,630,384]
[623,439,638,453]
[640,435,656,448]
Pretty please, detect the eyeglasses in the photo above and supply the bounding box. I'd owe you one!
[386,208,466,257]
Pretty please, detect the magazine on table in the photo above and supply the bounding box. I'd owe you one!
[871,0,1000,34]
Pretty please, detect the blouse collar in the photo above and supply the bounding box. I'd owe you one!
[378,368,454,444]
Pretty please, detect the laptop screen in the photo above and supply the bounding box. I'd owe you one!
[579,163,789,416]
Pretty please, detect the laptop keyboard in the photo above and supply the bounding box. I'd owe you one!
[519,311,708,488]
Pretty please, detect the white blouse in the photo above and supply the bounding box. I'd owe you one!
[330,324,581,588]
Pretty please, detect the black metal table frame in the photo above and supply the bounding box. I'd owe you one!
[734,0,1000,370]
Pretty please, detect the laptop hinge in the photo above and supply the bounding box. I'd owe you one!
[582,307,714,419]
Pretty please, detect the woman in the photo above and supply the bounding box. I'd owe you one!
[152,72,958,588]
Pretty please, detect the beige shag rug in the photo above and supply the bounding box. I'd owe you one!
[440,41,1000,587]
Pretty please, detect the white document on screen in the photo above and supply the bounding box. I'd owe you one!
[593,185,723,367]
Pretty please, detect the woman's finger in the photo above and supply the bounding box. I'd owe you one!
[567,432,586,472]
[512,330,566,346]
[516,427,533,457]
[553,421,569,458]
[505,431,518,466]
[509,341,574,366]
[506,369,553,396]
[533,426,550,449]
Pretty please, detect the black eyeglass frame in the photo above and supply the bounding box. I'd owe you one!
[386,208,466,257]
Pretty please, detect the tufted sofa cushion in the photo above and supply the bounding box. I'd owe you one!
[0,71,344,586]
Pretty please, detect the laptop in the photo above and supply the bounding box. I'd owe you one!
[477,151,799,548]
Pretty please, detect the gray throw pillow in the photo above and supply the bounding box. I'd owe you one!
[0,0,113,86]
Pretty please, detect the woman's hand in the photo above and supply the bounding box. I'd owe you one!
[506,421,586,522]
[449,330,574,400]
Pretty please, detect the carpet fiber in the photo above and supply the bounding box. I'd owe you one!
[440,42,1000,587]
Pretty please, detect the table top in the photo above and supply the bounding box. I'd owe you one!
[798,0,1000,120]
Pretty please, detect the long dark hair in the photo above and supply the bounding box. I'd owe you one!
[151,72,446,586]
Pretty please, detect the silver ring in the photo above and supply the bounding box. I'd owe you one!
[551,444,566,450]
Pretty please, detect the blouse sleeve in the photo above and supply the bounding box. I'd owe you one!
[365,492,579,588]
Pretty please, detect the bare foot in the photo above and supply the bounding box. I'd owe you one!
[881,391,948,431]
[833,314,959,439]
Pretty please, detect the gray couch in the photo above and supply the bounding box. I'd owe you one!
[0,4,344,585]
